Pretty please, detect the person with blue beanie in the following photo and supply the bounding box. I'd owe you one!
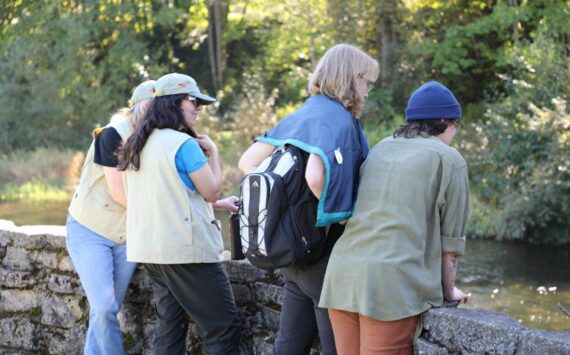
[320,81,470,354]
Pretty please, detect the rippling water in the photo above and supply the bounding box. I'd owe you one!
[458,239,570,331]
[1,201,569,331]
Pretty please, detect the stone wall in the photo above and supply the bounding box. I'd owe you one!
[1,220,569,354]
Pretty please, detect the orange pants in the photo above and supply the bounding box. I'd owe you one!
[328,309,419,355]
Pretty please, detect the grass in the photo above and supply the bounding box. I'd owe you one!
[0,148,82,202]
[0,182,71,202]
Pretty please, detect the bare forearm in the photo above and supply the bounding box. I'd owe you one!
[238,142,275,174]
[442,253,458,300]
[208,150,222,189]
[103,167,127,208]
[110,190,127,208]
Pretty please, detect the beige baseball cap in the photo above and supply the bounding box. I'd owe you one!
[128,80,156,107]
[153,73,215,104]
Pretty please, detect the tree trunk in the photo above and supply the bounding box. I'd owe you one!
[306,1,317,68]
[207,0,226,90]
[207,4,218,89]
[376,0,399,86]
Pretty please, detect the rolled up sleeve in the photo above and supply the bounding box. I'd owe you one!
[441,166,470,256]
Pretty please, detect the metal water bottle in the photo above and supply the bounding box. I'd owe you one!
[229,212,245,260]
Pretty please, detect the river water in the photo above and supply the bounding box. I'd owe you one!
[0,201,568,331]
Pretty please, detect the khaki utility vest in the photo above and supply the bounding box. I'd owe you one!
[125,128,223,264]
[68,118,134,244]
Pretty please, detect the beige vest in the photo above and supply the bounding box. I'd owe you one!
[68,118,134,244]
[125,128,223,264]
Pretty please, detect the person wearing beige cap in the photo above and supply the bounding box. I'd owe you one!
[66,80,154,355]
[118,73,241,354]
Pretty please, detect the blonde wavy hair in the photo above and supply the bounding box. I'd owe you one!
[308,43,379,117]
[109,98,152,130]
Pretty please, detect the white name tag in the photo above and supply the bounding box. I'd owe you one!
[334,148,343,164]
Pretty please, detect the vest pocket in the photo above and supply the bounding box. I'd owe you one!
[190,208,223,255]
[88,187,125,212]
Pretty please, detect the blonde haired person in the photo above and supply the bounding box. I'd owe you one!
[66,80,154,355]
[239,44,378,354]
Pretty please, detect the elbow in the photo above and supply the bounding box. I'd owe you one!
[202,187,221,203]
[306,174,325,192]
[238,156,254,174]
[237,157,248,174]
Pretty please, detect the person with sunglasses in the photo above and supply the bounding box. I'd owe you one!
[320,81,470,354]
[239,44,378,355]
[118,73,241,354]
[67,80,155,355]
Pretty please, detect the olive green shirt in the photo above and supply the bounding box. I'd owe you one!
[319,136,469,321]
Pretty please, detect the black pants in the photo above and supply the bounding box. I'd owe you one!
[273,224,345,355]
[273,256,336,355]
[144,263,241,355]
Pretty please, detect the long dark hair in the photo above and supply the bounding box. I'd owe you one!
[393,119,458,138]
[117,94,197,171]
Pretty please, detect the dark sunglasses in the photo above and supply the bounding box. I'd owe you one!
[185,96,203,108]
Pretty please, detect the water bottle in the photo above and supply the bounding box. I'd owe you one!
[229,212,245,260]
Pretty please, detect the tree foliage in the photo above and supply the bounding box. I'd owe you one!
[0,0,568,243]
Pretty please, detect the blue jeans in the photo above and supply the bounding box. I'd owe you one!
[66,215,137,355]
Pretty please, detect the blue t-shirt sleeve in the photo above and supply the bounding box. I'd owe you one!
[175,139,208,191]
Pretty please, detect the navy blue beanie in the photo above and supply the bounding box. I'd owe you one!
[405,81,461,121]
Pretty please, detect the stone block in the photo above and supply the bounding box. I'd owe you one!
[521,329,570,354]
[261,306,280,330]
[0,317,39,350]
[32,251,58,269]
[422,308,524,354]
[131,267,150,287]
[41,294,87,328]
[119,300,151,355]
[1,269,37,288]
[14,226,66,250]
[126,268,153,303]
[232,283,253,305]
[224,260,276,284]
[119,303,146,355]
[41,233,67,250]
[0,228,13,248]
[44,325,85,354]
[185,323,202,352]
[254,282,283,306]
[0,289,39,313]
[58,255,76,273]
[2,247,33,271]
[414,338,449,355]
[48,274,77,294]
[142,322,156,353]
[7,231,37,249]
[252,335,274,355]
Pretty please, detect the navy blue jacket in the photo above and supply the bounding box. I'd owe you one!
[256,94,369,226]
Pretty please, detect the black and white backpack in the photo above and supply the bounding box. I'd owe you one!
[238,145,327,270]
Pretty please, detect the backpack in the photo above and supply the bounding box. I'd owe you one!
[238,145,327,270]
